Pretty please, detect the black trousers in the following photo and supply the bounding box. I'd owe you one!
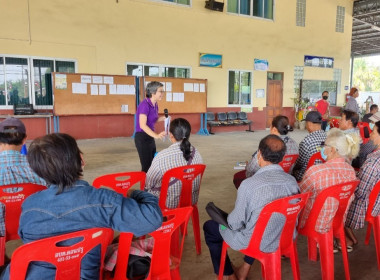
[134,132,156,173]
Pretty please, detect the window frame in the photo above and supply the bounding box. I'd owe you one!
[126,62,192,78]
[148,0,192,8]
[226,0,275,21]
[227,69,253,107]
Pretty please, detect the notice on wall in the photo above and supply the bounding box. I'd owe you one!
[55,74,67,90]
[104,76,114,84]
[166,82,172,92]
[72,83,87,94]
[184,83,194,92]
[166,92,172,102]
[200,83,205,93]
[109,84,117,94]
[92,76,103,84]
[81,75,92,83]
[193,83,199,92]
[99,85,107,95]
[90,85,99,95]
[121,104,129,113]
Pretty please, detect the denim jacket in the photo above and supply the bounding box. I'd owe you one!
[1,180,163,280]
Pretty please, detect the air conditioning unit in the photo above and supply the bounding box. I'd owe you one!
[205,0,224,12]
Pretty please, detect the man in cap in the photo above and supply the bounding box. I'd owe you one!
[0,117,46,237]
[292,111,327,181]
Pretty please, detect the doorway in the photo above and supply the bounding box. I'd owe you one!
[266,72,284,128]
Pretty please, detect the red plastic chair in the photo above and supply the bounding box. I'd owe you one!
[298,180,359,280]
[0,183,46,266]
[357,122,372,144]
[159,164,206,255]
[329,118,340,128]
[9,227,114,280]
[279,154,298,173]
[112,207,193,280]
[219,193,310,280]
[306,152,326,171]
[93,171,146,194]
[364,180,380,270]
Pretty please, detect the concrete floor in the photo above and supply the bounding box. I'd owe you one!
[10,130,380,279]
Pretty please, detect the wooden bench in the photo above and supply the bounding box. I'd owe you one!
[206,112,254,134]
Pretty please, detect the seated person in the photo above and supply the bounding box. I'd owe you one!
[233,115,298,188]
[0,117,46,237]
[339,110,360,136]
[145,118,203,208]
[204,135,299,280]
[1,133,163,279]
[293,111,327,181]
[299,128,359,247]
[345,117,380,247]
[362,104,378,123]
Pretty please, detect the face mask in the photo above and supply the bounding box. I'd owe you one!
[320,147,328,161]
[370,123,375,130]
[323,96,328,100]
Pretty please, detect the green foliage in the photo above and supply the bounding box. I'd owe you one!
[353,58,380,91]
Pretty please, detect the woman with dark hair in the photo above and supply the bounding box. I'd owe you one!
[145,118,203,208]
[135,81,167,172]
[345,87,360,114]
[1,133,163,280]
[233,115,298,188]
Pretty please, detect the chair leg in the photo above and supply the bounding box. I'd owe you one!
[0,237,5,266]
[338,229,351,280]
[288,242,301,280]
[192,205,202,255]
[218,242,228,280]
[317,234,335,280]
[307,237,318,261]
[365,222,372,245]
[262,254,281,280]
[373,218,380,270]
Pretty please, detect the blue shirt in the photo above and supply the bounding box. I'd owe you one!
[1,180,163,280]
[135,98,158,132]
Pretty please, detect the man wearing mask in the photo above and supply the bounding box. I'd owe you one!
[315,91,330,131]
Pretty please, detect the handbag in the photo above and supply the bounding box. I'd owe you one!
[205,202,230,229]
[127,254,151,280]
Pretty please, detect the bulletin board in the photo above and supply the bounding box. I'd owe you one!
[52,72,137,115]
[139,77,207,114]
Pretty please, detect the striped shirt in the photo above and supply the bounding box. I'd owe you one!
[246,135,299,177]
[145,142,203,208]
[293,130,327,181]
[346,149,380,229]
[221,164,300,251]
[0,150,46,236]
[299,157,357,233]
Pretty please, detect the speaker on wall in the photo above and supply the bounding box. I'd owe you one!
[205,0,224,12]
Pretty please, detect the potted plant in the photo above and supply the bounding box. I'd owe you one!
[292,89,310,129]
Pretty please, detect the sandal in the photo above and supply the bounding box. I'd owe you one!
[335,241,354,253]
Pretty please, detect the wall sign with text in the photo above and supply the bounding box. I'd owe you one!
[304,55,334,68]
[199,53,222,68]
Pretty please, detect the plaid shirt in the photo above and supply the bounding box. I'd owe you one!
[145,142,203,208]
[246,135,299,177]
[346,149,380,229]
[299,157,357,233]
[0,150,46,236]
[293,130,327,181]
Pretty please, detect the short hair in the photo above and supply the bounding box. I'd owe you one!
[145,81,164,98]
[374,121,380,135]
[370,104,378,112]
[349,87,358,96]
[258,134,286,164]
[322,91,329,96]
[272,115,290,135]
[325,128,360,159]
[169,118,192,161]
[27,133,83,194]
[342,110,359,128]
[0,132,26,145]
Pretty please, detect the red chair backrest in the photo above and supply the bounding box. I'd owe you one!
[306,152,326,171]
[240,193,310,257]
[365,180,380,223]
[357,122,372,144]
[279,154,298,173]
[301,180,359,235]
[0,183,46,241]
[159,164,206,210]
[329,118,340,128]
[9,228,114,280]
[92,171,146,195]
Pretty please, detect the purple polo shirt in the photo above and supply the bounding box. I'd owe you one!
[135,98,159,132]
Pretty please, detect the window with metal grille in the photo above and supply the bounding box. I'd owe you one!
[296,0,306,27]
[336,6,345,33]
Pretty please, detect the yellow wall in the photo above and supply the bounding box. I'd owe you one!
[0,0,354,108]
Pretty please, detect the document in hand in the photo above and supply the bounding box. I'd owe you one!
[205,202,231,229]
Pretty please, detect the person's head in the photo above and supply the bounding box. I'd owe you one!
[349,87,359,98]
[322,91,329,100]
[0,117,27,150]
[257,134,286,167]
[169,118,192,161]
[340,110,359,130]
[369,112,380,147]
[145,81,164,101]
[370,104,378,114]
[304,111,322,133]
[27,133,83,194]
[321,128,360,161]
[270,115,290,135]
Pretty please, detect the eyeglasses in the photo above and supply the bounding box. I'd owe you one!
[156,90,165,93]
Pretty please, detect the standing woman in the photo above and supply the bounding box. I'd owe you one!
[135,81,166,172]
[345,87,360,114]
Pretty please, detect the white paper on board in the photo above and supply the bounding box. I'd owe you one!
[104,76,114,84]
[166,92,172,102]
[172,92,179,102]
[99,85,107,95]
[126,85,135,95]
[109,84,117,94]
[178,92,184,102]
[184,83,194,92]
[193,83,200,92]
[200,83,205,92]
[117,85,127,95]
[121,104,129,113]
[166,82,172,92]
[81,75,92,84]
[90,85,98,95]
[92,76,103,84]
[72,83,87,94]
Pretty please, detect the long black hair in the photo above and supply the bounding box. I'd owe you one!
[169,118,192,161]
[272,115,290,135]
